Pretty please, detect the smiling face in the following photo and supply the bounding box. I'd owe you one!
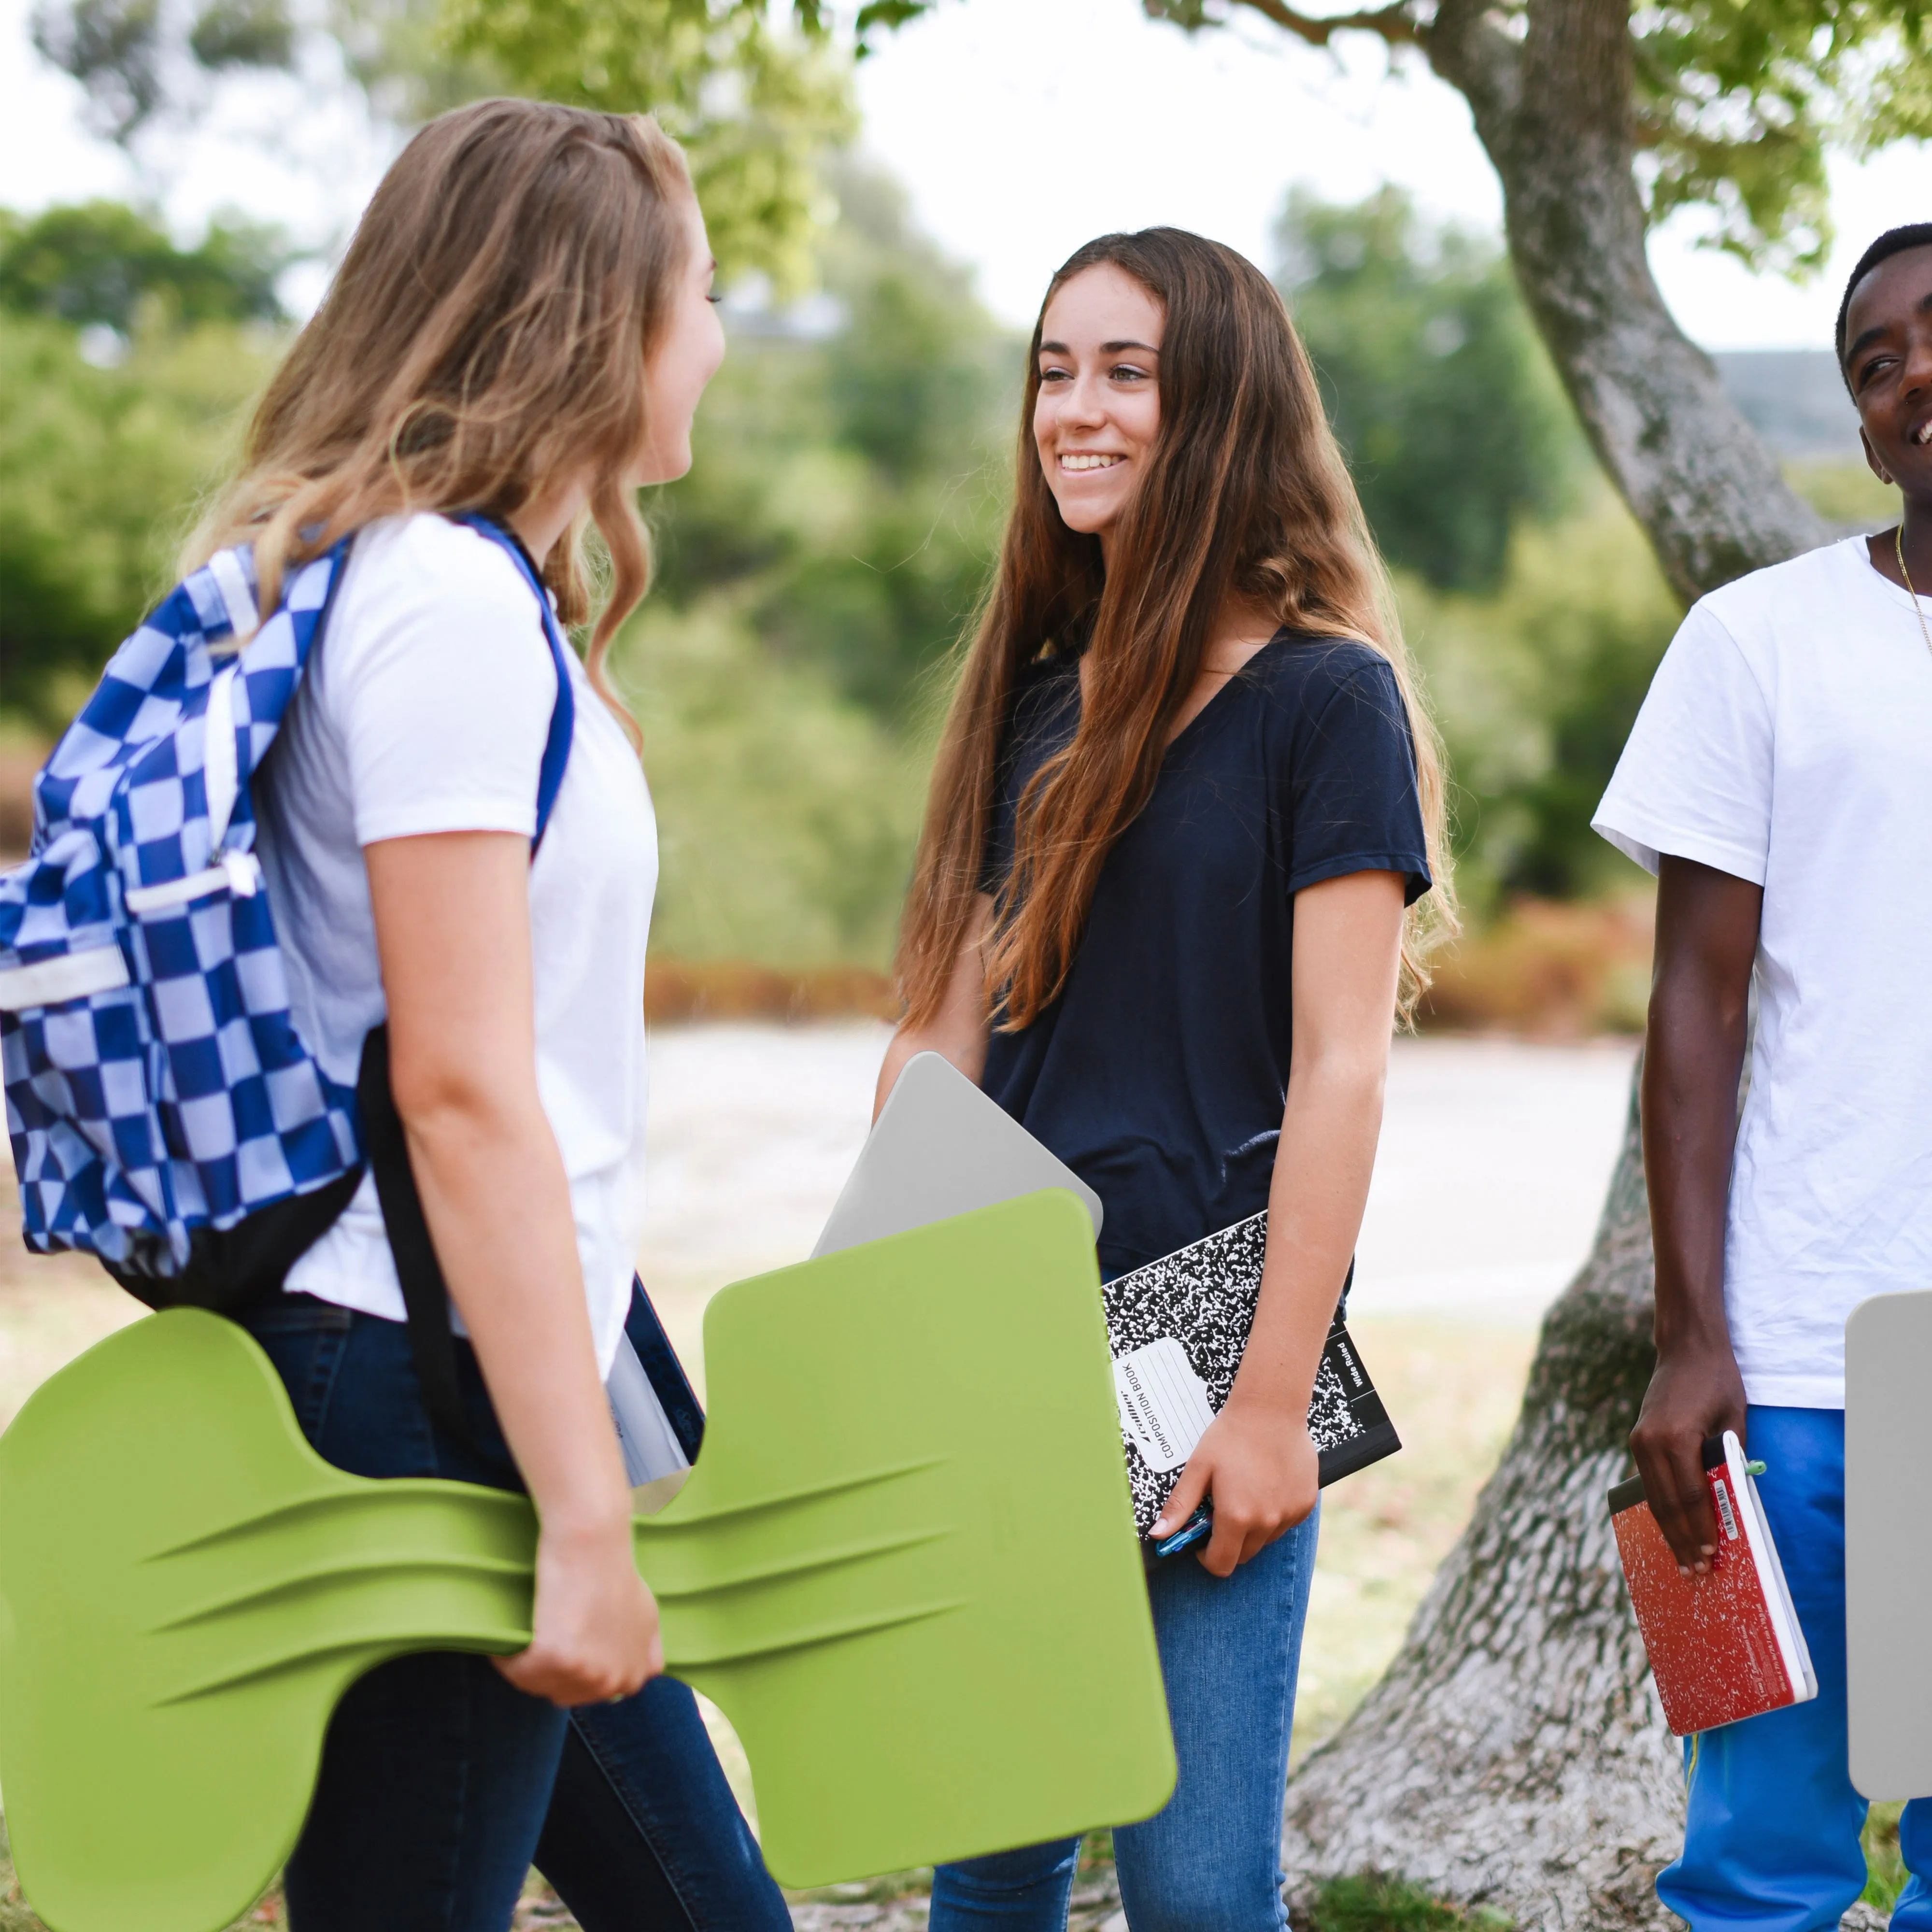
[631,193,726,488]
[1843,243,1932,497]
[1033,264,1165,550]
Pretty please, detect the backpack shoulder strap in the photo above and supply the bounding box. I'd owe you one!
[450,513,575,850]
[368,512,585,1451]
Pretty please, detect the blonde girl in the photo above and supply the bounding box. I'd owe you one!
[191,99,788,1932]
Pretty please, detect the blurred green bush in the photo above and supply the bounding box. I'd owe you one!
[646,159,1017,721]
[0,201,292,333]
[0,311,278,728]
[1397,492,1681,906]
[615,596,929,968]
[1277,187,1581,596]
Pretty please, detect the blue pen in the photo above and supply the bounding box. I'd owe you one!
[1152,1502,1212,1560]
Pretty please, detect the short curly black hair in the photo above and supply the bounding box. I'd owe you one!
[1836,223,1932,390]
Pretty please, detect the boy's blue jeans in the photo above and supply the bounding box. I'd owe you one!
[243,1295,789,1932]
[929,1501,1319,1932]
[1658,1405,1932,1932]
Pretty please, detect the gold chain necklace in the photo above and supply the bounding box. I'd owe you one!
[1897,522,1932,656]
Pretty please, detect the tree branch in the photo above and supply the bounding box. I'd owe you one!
[1218,0,1420,49]
[1423,0,1524,129]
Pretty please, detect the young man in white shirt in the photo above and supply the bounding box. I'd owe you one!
[1593,223,1932,1932]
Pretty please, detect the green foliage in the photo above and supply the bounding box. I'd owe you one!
[1787,456,1898,531]
[1627,0,1932,275]
[0,202,292,333]
[0,312,275,727]
[615,598,928,968]
[1276,188,1579,595]
[29,0,856,289]
[648,159,1016,717]
[1306,1872,1513,1932]
[29,0,162,144]
[431,0,856,293]
[1862,1799,1908,1912]
[31,0,294,146]
[186,0,295,71]
[1398,493,1681,904]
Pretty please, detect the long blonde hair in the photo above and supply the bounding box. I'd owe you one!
[187,98,697,738]
[897,228,1456,1032]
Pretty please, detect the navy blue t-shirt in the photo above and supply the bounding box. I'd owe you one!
[980,634,1431,1276]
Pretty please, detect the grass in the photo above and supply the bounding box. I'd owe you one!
[1303,1873,1514,1932]
[1865,1803,1909,1914]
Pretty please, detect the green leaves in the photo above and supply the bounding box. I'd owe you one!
[0,314,277,727]
[648,157,1016,719]
[434,0,856,292]
[1629,0,1884,273]
[29,0,163,145]
[0,203,293,333]
[30,0,295,146]
[1276,187,1579,595]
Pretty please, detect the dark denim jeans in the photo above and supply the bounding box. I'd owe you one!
[244,1295,788,1932]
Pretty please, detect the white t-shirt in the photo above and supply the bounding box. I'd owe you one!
[254,514,656,1377]
[1593,535,1932,1408]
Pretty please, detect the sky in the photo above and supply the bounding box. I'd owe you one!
[1,0,1927,351]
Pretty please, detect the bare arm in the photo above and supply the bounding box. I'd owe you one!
[1629,853,1761,1573]
[1156,868,1406,1577]
[873,894,995,1121]
[366,830,660,1706]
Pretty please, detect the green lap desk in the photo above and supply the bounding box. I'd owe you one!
[0,1189,1173,1932]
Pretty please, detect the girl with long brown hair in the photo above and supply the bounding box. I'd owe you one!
[188,99,790,1932]
[878,228,1452,1930]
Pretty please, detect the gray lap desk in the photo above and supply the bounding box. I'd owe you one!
[1846,1287,1932,1800]
[812,1051,1103,1257]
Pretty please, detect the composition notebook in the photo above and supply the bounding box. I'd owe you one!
[1608,1429,1817,1736]
[1102,1210,1402,1540]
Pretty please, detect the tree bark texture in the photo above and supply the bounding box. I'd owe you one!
[1423,0,1830,603]
[1281,1085,1687,1931]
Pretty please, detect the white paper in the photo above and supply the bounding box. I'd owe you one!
[1112,1337,1216,1474]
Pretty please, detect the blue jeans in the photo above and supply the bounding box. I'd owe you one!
[1658,1406,1932,1932]
[244,1296,787,1932]
[929,1504,1320,1932]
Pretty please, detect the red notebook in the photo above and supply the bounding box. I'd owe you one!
[1608,1430,1818,1736]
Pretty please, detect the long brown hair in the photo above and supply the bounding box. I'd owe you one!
[897,227,1454,1031]
[186,98,697,740]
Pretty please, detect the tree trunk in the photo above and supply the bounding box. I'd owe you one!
[1270,7,1847,1925]
[1423,0,1831,603]
[1282,1085,1685,1930]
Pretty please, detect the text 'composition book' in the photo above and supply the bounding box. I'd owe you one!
[1609,1429,1817,1735]
[1102,1211,1401,1540]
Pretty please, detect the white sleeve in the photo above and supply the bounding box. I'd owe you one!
[330,520,559,849]
[1592,601,1773,885]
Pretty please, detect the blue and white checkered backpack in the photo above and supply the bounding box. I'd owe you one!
[0,514,573,1327]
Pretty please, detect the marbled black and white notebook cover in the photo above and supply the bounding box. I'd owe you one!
[1101,1210,1402,1540]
